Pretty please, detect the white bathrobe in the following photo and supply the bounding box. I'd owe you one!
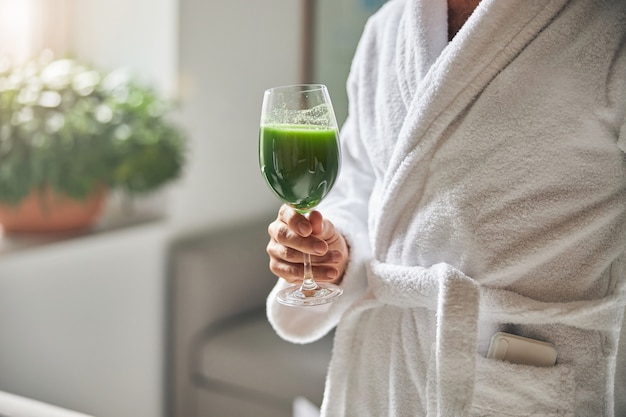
[267,0,626,415]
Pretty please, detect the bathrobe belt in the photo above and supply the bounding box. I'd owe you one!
[365,259,626,416]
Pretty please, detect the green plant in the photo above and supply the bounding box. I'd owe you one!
[0,52,186,205]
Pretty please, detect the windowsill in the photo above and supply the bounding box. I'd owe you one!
[0,208,167,256]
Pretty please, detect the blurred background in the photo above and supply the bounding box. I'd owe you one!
[0,0,385,416]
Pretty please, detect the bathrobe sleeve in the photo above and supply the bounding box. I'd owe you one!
[266,25,377,344]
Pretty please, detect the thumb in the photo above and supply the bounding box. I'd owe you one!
[307,210,324,236]
[309,211,341,243]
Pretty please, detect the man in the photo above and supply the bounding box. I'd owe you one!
[265,0,626,415]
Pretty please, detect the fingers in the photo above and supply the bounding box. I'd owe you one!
[269,209,329,257]
[266,247,342,284]
[267,205,346,284]
[278,208,332,240]
[278,204,313,237]
[307,210,324,236]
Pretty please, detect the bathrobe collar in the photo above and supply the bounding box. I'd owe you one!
[375,0,570,259]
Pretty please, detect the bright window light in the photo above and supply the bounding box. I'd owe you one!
[0,0,35,64]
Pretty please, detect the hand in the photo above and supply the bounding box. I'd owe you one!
[267,204,349,285]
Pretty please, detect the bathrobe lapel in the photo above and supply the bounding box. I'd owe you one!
[375,0,569,259]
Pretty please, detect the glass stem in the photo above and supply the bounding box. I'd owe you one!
[298,209,319,293]
[300,252,319,292]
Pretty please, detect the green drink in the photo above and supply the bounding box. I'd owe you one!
[259,124,340,212]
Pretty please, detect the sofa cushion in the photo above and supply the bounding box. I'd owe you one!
[195,388,291,417]
[193,311,333,409]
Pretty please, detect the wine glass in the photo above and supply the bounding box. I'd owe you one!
[259,84,343,306]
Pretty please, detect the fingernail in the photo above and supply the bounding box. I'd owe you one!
[298,222,310,235]
[327,270,338,279]
[314,241,326,254]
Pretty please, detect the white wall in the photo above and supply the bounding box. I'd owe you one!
[70,0,179,97]
[169,0,301,235]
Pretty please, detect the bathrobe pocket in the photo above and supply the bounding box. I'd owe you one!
[469,355,575,416]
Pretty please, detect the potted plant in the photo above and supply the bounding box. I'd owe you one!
[0,51,186,234]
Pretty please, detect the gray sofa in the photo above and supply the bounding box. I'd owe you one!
[169,216,334,417]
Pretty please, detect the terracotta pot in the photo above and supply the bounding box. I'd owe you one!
[0,187,107,234]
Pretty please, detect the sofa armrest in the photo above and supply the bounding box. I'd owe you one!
[0,391,94,417]
[169,216,277,417]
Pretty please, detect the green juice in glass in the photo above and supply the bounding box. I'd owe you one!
[259,124,340,212]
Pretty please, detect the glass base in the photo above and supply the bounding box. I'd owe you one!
[276,283,343,307]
